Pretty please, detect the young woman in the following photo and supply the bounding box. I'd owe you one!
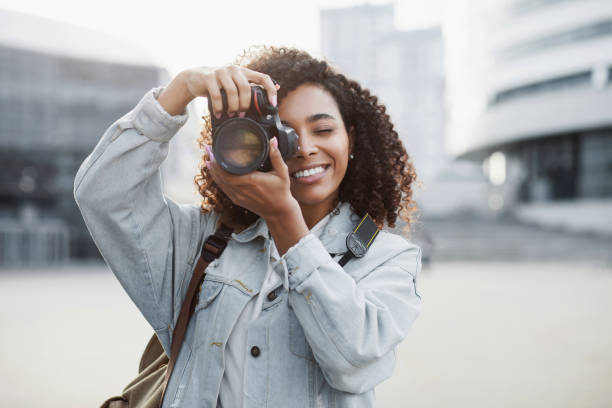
[75,46,422,407]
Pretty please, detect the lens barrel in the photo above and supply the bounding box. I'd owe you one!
[212,118,269,175]
[208,85,298,174]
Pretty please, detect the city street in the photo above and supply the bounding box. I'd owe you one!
[1,260,610,407]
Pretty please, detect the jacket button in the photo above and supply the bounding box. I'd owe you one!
[267,290,277,302]
[250,346,261,357]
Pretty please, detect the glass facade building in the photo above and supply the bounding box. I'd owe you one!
[444,0,612,229]
[0,10,167,266]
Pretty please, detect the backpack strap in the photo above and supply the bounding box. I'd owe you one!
[159,223,233,407]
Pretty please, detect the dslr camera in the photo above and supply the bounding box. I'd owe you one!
[208,85,299,175]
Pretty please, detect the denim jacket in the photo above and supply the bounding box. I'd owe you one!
[74,87,422,408]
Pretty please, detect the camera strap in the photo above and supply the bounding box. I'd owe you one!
[336,213,380,267]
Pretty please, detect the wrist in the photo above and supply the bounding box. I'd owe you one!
[265,200,309,256]
[264,198,301,226]
[157,71,194,116]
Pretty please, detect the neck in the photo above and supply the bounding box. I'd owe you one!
[218,213,248,234]
[299,198,339,230]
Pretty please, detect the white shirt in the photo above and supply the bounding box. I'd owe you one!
[218,211,334,408]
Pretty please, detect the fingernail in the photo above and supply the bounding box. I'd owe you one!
[205,145,215,162]
[271,95,277,107]
[238,112,246,118]
[205,160,211,169]
[271,137,278,150]
[275,84,280,90]
[215,112,221,119]
[228,112,236,118]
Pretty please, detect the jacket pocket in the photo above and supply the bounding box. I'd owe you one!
[192,280,224,350]
[194,280,223,312]
[289,309,315,361]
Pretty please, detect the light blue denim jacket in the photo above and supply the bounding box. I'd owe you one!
[74,87,422,408]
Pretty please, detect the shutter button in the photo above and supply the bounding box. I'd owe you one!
[267,290,277,302]
[250,346,261,357]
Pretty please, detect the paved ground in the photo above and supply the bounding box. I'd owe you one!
[1,260,611,407]
[377,261,612,408]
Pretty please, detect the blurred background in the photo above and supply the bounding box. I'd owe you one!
[0,0,611,406]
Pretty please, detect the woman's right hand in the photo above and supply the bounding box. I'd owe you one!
[157,66,278,117]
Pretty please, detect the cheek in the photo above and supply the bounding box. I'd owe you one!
[335,142,351,173]
[336,153,348,171]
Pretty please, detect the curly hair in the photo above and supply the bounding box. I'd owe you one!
[194,46,418,230]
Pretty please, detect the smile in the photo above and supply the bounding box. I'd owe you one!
[291,165,330,182]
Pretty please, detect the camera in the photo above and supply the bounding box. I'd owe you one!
[208,85,299,175]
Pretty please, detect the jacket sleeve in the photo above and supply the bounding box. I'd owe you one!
[73,87,208,352]
[274,232,422,394]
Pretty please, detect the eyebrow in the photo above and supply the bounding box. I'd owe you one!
[282,113,337,126]
[307,113,336,123]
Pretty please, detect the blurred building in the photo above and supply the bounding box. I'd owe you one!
[321,4,488,220]
[444,0,612,234]
[0,9,173,266]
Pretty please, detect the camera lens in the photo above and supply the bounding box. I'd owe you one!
[223,128,260,167]
[213,118,269,174]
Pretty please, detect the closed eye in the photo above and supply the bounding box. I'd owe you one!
[315,129,333,134]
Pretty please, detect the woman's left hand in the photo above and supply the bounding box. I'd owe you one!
[207,137,310,255]
[206,137,298,221]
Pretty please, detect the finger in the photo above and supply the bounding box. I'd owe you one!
[268,137,288,177]
[207,160,241,201]
[243,68,277,107]
[209,154,254,188]
[204,76,223,118]
[205,145,215,162]
[229,67,252,113]
[206,158,233,191]
[216,69,239,116]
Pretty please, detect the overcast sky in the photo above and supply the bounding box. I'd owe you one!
[0,0,447,76]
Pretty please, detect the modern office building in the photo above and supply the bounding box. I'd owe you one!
[321,4,395,89]
[0,9,173,265]
[444,0,612,233]
[321,4,488,219]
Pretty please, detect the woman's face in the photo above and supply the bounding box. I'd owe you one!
[279,83,353,213]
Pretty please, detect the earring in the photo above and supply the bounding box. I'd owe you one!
[349,153,354,159]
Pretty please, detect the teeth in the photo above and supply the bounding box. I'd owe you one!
[293,166,326,179]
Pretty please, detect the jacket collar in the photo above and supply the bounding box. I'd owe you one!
[231,201,361,255]
[230,214,270,243]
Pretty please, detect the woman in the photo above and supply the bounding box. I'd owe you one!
[75,46,422,407]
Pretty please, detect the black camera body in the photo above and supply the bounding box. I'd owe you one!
[209,85,299,175]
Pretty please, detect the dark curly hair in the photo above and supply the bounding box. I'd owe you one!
[194,46,417,230]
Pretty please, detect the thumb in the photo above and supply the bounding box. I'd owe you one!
[269,137,288,176]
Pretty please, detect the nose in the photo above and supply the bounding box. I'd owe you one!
[294,130,318,159]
